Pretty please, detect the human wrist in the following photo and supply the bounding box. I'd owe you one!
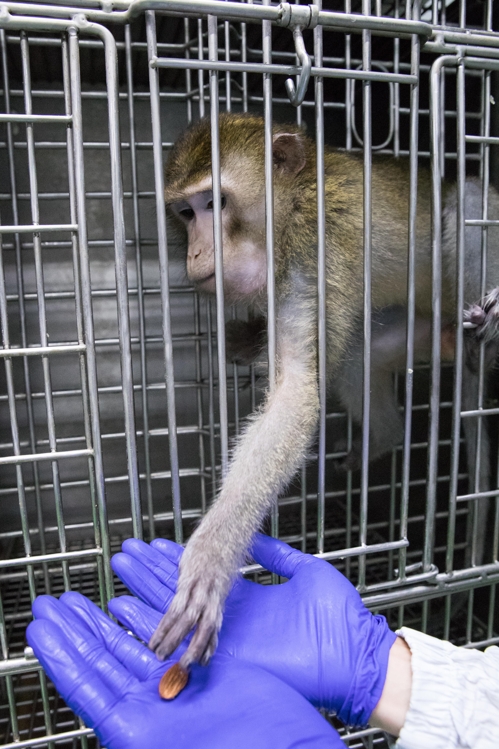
[369,636,412,737]
[336,614,397,727]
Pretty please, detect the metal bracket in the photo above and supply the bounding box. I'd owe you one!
[277,3,318,107]
[285,26,311,107]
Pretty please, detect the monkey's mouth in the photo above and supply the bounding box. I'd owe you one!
[196,273,216,288]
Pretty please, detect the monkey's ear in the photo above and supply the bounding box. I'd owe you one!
[272,133,306,176]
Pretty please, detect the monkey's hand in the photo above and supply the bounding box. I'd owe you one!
[464,288,499,372]
[147,517,239,666]
[464,288,499,343]
[225,317,266,365]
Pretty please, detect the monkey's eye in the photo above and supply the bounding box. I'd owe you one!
[178,207,195,220]
[206,195,227,210]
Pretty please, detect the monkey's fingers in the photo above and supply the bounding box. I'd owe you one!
[465,289,499,342]
[149,604,198,660]
[179,611,221,669]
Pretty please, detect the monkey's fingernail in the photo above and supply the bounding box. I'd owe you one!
[158,663,190,700]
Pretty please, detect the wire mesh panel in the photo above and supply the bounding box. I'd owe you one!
[0,1,499,747]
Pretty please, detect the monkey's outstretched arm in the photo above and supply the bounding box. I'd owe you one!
[149,274,319,666]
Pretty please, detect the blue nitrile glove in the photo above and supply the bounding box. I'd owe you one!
[27,592,344,749]
[110,533,396,727]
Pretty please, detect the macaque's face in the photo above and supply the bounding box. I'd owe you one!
[169,179,267,303]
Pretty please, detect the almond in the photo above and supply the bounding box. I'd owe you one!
[158,663,190,700]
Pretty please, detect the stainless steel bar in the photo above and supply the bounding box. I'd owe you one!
[68,26,113,600]
[345,0,352,151]
[0,223,78,233]
[125,21,155,540]
[392,0,400,156]
[61,29,104,606]
[151,57,418,85]
[472,66,491,566]
[446,57,466,575]
[262,0,278,552]
[0,1,435,39]
[240,15,248,112]
[0,344,85,356]
[193,293,207,515]
[184,17,193,123]
[208,12,229,477]
[314,4,326,555]
[465,219,499,226]
[0,548,102,568]
[358,0,372,591]
[0,113,71,122]
[197,18,205,118]
[146,10,183,542]
[1,25,51,593]
[20,30,70,590]
[224,20,231,111]
[425,55,457,572]
[84,20,143,540]
[206,299,217,495]
[399,1,421,581]
[0,655,41,677]
[0,229,37,604]
[0,449,92,465]
[0,729,94,749]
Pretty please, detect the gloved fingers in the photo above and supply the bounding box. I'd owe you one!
[150,537,183,564]
[33,595,137,693]
[108,595,162,643]
[250,533,315,579]
[61,592,161,683]
[27,617,122,723]
[111,553,175,614]
[121,537,180,589]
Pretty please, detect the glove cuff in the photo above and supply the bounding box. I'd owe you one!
[338,614,397,727]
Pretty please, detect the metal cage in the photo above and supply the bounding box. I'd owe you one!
[0,0,499,746]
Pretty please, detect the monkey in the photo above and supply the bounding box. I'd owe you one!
[149,112,499,668]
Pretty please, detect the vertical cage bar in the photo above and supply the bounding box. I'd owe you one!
[20,31,70,590]
[87,22,143,540]
[0,28,49,590]
[125,22,155,539]
[262,1,278,548]
[146,11,183,542]
[426,54,452,573]
[345,0,352,151]
[206,299,218,496]
[61,32,105,603]
[68,26,113,600]
[224,21,231,111]
[207,13,229,478]
[447,58,466,574]
[399,3,421,580]
[315,8,326,555]
[241,17,248,113]
[0,228,37,603]
[358,0,373,590]
[184,18,193,124]
[198,19,205,118]
[193,293,207,514]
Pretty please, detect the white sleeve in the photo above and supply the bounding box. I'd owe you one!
[394,626,499,749]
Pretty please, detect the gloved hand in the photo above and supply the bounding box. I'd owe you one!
[27,592,344,749]
[111,533,396,727]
